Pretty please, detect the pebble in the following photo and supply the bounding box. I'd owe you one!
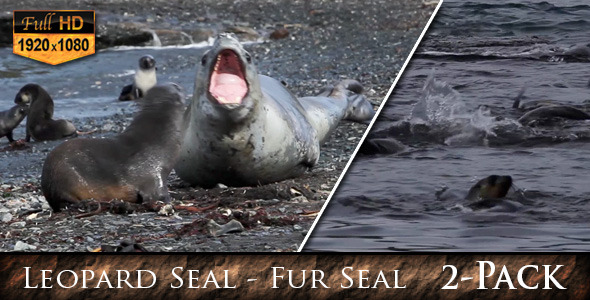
[0,212,12,222]
[290,195,309,203]
[10,221,26,228]
[14,241,37,251]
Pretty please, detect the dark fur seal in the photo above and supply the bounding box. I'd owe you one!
[0,104,28,142]
[358,138,405,155]
[518,105,590,125]
[119,55,157,101]
[41,83,185,211]
[14,83,76,142]
[512,87,557,111]
[465,175,513,201]
[175,33,375,187]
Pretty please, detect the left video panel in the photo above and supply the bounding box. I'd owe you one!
[0,0,439,252]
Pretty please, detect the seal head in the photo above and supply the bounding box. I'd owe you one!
[198,33,259,123]
[14,83,76,142]
[0,104,28,142]
[465,175,513,200]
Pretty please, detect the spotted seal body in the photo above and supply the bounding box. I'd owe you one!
[42,84,185,211]
[175,33,375,187]
[119,55,157,101]
[14,83,76,142]
[0,104,28,142]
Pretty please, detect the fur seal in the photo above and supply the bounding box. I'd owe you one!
[175,33,375,187]
[465,175,513,201]
[41,83,185,211]
[518,105,590,125]
[0,104,28,142]
[119,55,157,101]
[14,83,76,142]
[511,87,558,111]
[358,137,405,155]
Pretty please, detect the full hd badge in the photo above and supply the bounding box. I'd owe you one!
[13,10,95,65]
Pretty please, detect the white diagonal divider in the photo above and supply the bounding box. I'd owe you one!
[298,0,445,252]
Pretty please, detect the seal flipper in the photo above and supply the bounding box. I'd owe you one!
[512,87,526,109]
[329,80,375,123]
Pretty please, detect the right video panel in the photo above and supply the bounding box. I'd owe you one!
[304,0,590,251]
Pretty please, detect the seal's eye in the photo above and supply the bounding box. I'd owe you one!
[201,55,207,66]
[245,52,252,63]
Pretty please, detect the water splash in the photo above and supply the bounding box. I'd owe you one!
[143,29,162,47]
[411,71,520,146]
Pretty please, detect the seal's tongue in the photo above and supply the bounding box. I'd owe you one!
[209,49,248,105]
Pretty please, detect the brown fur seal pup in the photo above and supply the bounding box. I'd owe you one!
[41,83,185,212]
[14,83,76,142]
[175,33,376,187]
[465,175,513,201]
[119,55,157,101]
[0,104,28,142]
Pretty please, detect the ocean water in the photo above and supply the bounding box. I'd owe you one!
[0,45,206,120]
[305,0,590,251]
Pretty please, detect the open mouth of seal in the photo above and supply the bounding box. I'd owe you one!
[209,49,248,105]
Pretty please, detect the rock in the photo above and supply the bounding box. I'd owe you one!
[207,219,245,236]
[0,16,12,47]
[215,183,228,189]
[10,221,25,228]
[14,241,37,251]
[270,28,289,40]
[158,204,175,216]
[0,212,12,222]
[95,22,153,50]
[290,195,309,203]
[225,25,260,41]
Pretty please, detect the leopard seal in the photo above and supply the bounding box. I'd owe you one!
[119,55,157,101]
[14,83,76,142]
[41,83,185,211]
[0,104,28,142]
[175,33,375,187]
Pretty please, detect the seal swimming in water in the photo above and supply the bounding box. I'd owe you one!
[511,87,557,111]
[14,83,77,142]
[358,138,405,155]
[119,55,157,101]
[511,88,590,125]
[41,83,185,212]
[0,104,28,142]
[518,105,590,125]
[465,175,513,201]
[175,33,375,187]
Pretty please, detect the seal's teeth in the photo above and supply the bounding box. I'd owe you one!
[235,96,241,103]
[218,96,227,103]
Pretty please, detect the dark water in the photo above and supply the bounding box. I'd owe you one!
[305,0,590,251]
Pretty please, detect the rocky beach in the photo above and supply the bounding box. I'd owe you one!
[0,0,436,252]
